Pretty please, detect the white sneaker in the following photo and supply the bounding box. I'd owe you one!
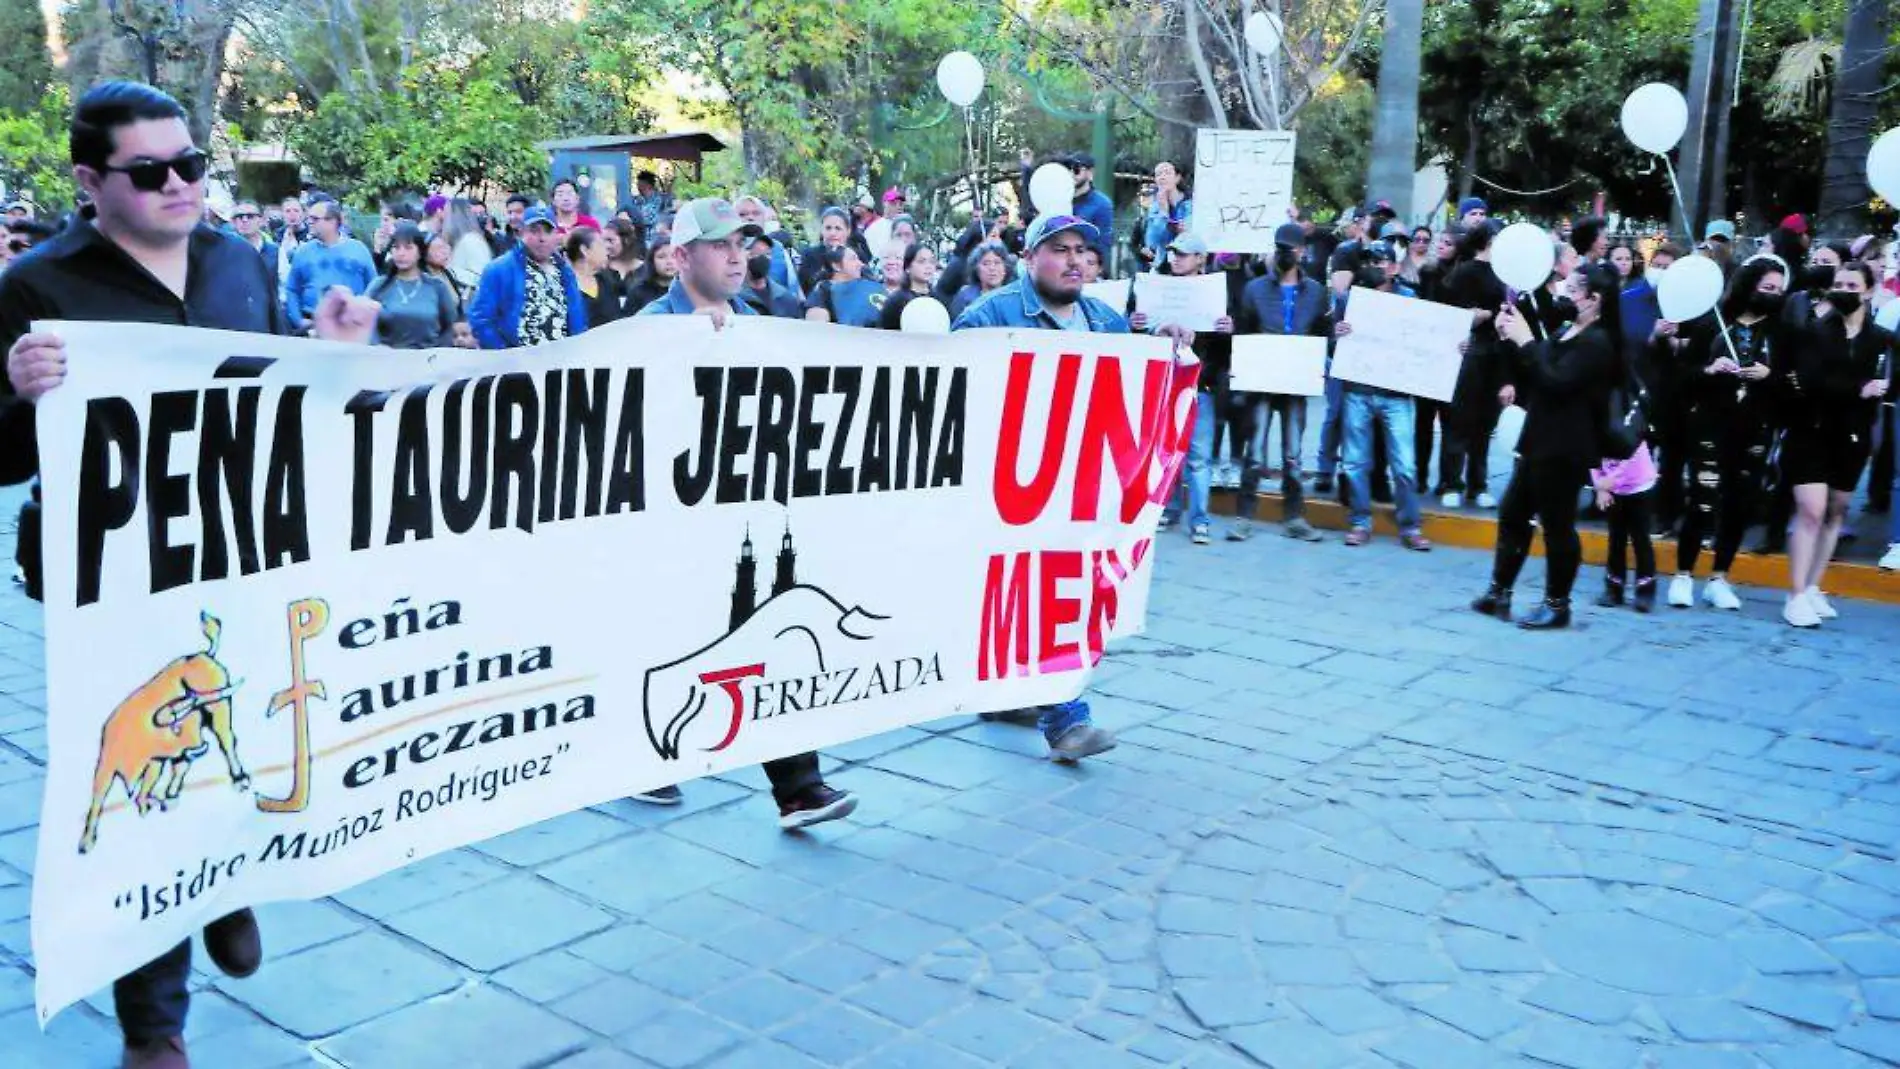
[1475,492,1498,509]
[1806,588,1838,620]
[1783,594,1822,629]
[1441,492,1464,509]
[1881,543,1900,571]
[1667,574,1695,608]
[1703,577,1742,611]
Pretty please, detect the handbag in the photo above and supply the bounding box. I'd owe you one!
[1602,363,1650,462]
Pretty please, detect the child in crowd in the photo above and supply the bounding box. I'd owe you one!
[1593,440,1660,612]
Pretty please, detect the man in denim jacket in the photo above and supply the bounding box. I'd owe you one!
[953,213,1192,762]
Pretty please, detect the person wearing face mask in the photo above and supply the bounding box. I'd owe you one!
[1471,263,1623,629]
[1666,255,1790,611]
[739,233,805,318]
[1230,223,1329,542]
[1779,261,1892,627]
[1787,242,1850,325]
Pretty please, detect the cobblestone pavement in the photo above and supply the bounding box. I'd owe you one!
[4,481,1900,1068]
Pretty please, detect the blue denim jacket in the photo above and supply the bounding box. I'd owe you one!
[949,278,1131,334]
[635,278,757,318]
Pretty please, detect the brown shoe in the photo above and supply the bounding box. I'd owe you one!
[123,1035,188,1069]
[204,908,262,978]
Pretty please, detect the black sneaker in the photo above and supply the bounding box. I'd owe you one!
[633,785,683,806]
[779,784,858,830]
[1313,473,1335,495]
[978,708,1042,726]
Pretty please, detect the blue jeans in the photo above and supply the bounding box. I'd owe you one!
[1344,390,1421,531]
[1317,372,1345,477]
[1038,699,1091,742]
[1163,389,1216,529]
[1235,395,1308,521]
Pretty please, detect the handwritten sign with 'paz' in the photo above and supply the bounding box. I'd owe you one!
[1194,129,1297,254]
[1330,287,1471,402]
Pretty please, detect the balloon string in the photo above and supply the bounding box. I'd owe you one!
[1663,153,1741,365]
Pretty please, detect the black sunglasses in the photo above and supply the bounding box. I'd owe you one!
[233,211,259,220]
[6,240,29,254]
[101,149,209,192]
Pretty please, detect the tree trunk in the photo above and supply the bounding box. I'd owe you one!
[1678,0,1739,241]
[1457,102,1482,201]
[1815,0,1889,238]
[1366,0,1423,221]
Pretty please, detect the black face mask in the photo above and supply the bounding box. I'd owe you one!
[1829,290,1863,315]
[1748,291,1786,317]
[1800,265,1836,293]
[1273,248,1299,273]
[747,255,771,282]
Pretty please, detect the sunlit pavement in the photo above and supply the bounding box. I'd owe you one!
[4,480,1900,1067]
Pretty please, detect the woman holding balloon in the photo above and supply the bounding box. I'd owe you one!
[1779,261,1892,627]
[1471,262,1624,630]
[1665,255,1791,612]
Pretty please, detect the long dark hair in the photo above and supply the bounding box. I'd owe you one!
[1719,255,1788,323]
[379,223,428,279]
[1577,262,1625,361]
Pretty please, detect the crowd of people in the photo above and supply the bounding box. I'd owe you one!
[0,79,1896,1068]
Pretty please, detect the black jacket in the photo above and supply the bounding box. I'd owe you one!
[1502,324,1618,468]
[0,215,283,484]
[1783,315,1890,436]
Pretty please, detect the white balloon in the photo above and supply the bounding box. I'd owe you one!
[900,296,952,334]
[1491,222,1556,292]
[1657,253,1725,323]
[1028,163,1074,217]
[1244,11,1284,57]
[863,218,893,263]
[1620,82,1689,155]
[1868,128,1900,204]
[936,51,985,109]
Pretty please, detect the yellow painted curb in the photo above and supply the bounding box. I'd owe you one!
[1212,490,1900,605]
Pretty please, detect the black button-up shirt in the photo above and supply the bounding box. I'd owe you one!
[0,214,283,482]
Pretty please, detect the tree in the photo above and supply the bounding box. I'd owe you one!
[60,0,237,148]
[1366,0,1423,217]
[0,85,78,211]
[1814,0,1889,236]
[0,1,55,114]
[283,68,550,200]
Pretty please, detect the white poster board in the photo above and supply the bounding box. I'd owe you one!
[1330,287,1470,402]
[1192,129,1298,254]
[1084,279,1132,311]
[1230,335,1328,396]
[1132,272,1228,331]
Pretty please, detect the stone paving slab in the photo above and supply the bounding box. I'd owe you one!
[3,481,1900,1066]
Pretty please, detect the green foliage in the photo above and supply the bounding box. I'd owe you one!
[0,0,54,115]
[0,85,76,212]
[284,69,549,204]
[1417,0,1858,222]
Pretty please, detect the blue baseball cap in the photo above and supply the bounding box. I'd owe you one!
[1024,213,1101,252]
[521,205,556,229]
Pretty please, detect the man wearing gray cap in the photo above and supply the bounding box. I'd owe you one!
[638,197,862,829]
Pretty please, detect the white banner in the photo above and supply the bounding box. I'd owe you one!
[1229,335,1328,396]
[1133,273,1229,332]
[27,316,1195,1024]
[1329,287,1471,402]
[1192,128,1297,254]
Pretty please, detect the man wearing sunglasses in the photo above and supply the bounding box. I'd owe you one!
[284,196,377,334]
[229,199,281,298]
[0,81,376,1069]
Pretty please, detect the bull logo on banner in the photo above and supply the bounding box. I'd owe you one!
[78,599,330,853]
